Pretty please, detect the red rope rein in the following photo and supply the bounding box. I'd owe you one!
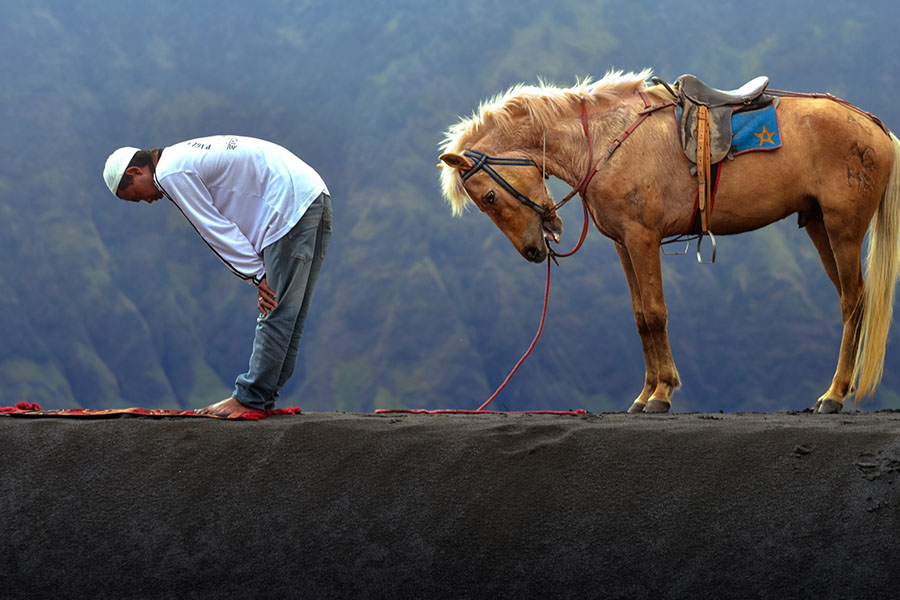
[476,257,552,411]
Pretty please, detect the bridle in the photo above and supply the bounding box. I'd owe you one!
[461,149,545,215]
[460,91,676,257]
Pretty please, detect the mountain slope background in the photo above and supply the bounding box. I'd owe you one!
[1,0,898,412]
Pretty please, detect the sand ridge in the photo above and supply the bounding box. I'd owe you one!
[2,411,899,598]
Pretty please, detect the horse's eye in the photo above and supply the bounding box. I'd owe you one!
[484,190,496,205]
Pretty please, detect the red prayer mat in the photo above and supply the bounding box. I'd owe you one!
[374,409,587,415]
[1,402,301,420]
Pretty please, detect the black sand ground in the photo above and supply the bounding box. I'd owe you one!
[2,411,900,599]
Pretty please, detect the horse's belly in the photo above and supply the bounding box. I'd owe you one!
[708,157,814,235]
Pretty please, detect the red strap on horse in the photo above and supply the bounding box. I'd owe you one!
[768,89,889,134]
[547,92,675,258]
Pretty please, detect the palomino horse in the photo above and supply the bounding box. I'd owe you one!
[439,70,900,414]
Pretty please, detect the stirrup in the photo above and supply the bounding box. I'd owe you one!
[696,231,716,264]
[662,240,690,256]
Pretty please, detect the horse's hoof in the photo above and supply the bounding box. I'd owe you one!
[816,398,843,414]
[644,399,671,414]
[627,401,646,414]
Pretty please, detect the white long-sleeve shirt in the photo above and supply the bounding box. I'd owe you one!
[153,135,328,284]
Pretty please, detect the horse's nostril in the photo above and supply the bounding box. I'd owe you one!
[524,246,538,260]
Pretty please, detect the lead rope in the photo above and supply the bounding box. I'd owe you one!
[476,257,552,411]
[477,92,675,412]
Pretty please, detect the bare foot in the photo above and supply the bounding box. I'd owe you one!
[195,397,256,417]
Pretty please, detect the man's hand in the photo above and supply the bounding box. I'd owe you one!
[258,276,277,315]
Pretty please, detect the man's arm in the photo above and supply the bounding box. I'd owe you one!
[157,171,266,284]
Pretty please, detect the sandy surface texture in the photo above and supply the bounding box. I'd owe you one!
[2,411,900,599]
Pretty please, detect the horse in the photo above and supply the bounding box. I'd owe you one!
[438,69,900,414]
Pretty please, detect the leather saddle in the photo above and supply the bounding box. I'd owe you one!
[653,74,774,243]
[659,74,774,165]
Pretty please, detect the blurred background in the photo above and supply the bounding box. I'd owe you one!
[1,0,897,412]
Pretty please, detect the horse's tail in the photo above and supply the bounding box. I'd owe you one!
[853,131,900,401]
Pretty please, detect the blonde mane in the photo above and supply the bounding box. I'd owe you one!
[439,69,656,215]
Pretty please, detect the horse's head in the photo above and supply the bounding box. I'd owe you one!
[439,150,563,263]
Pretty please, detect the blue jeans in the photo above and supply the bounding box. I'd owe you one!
[234,193,333,410]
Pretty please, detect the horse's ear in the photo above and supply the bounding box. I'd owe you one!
[439,152,473,171]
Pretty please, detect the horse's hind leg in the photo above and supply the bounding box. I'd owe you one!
[805,216,841,295]
[813,218,866,413]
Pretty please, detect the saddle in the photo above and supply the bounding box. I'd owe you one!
[654,74,774,239]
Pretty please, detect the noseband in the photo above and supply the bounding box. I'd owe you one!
[461,150,546,216]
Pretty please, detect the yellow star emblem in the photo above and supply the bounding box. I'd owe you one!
[754,125,776,146]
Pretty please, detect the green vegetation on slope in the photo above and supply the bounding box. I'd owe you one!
[1,0,898,411]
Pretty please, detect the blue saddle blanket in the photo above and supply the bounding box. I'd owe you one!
[676,103,782,157]
[730,103,781,155]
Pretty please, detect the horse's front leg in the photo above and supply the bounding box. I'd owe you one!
[618,233,681,413]
[615,242,658,412]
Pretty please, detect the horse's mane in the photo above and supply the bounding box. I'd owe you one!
[440,69,656,216]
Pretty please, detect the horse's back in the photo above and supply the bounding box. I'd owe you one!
[709,97,894,235]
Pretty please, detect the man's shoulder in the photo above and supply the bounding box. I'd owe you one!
[157,136,233,175]
[164,135,229,158]
[163,136,292,164]
[157,136,311,186]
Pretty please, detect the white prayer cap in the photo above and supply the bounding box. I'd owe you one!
[102,147,140,196]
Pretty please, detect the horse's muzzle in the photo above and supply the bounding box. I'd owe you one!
[522,243,550,263]
[542,213,563,244]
